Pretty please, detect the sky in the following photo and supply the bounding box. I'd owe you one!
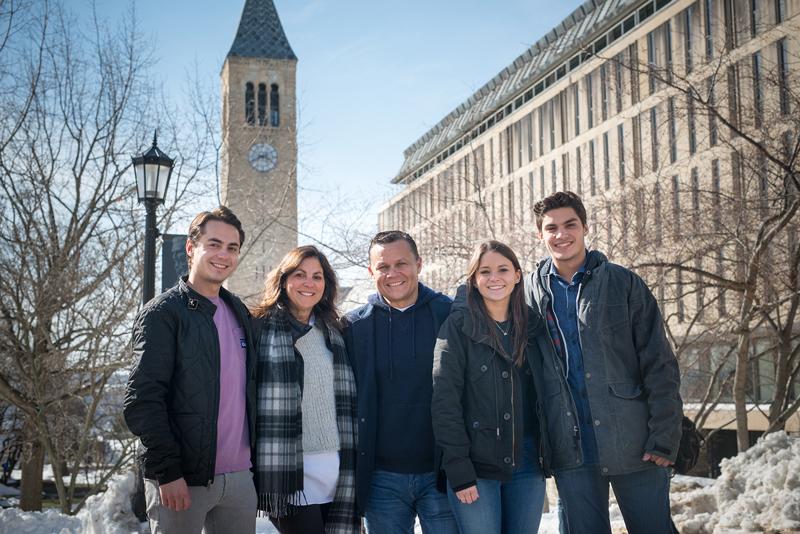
[81,0,578,236]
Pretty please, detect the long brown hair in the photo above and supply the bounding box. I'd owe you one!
[251,245,340,328]
[465,240,528,366]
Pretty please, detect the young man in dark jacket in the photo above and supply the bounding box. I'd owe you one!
[343,231,458,534]
[123,207,257,534]
[527,192,682,534]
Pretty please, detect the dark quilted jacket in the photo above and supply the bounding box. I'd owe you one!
[123,277,257,486]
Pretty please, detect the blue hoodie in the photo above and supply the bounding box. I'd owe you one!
[343,282,452,512]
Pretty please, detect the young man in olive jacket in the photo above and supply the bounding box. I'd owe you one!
[526,192,682,534]
[123,207,257,534]
[342,231,458,534]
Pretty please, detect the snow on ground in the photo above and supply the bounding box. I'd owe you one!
[671,430,800,533]
[2,432,798,533]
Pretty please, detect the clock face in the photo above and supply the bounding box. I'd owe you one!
[248,143,277,172]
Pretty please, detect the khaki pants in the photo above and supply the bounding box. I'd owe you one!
[145,470,257,534]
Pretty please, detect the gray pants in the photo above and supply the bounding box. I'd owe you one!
[145,470,257,534]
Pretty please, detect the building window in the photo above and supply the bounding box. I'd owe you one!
[668,97,677,163]
[654,182,663,245]
[257,83,267,125]
[618,123,626,185]
[614,53,624,114]
[586,72,594,129]
[551,159,558,193]
[775,0,785,22]
[752,51,763,128]
[677,269,686,322]
[672,174,680,236]
[549,99,556,150]
[705,0,715,60]
[562,153,570,191]
[750,0,759,37]
[538,108,545,156]
[633,115,642,178]
[270,84,280,127]
[647,30,658,94]
[727,64,740,131]
[508,183,514,227]
[603,131,611,190]
[600,64,609,121]
[777,39,789,115]
[540,165,546,196]
[650,107,659,171]
[527,112,534,162]
[691,167,700,226]
[245,82,255,125]
[684,5,694,73]
[576,146,583,196]
[589,139,597,196]
[688,95,697,154]
[708,79,718,146]
[629,43,640,104]
[528,171,535,219]
[573,83,581,136]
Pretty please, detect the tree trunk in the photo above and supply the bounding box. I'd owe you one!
[732,333,751,452]
[19,439,44,511]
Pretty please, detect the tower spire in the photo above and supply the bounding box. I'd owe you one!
[227,0,297,60]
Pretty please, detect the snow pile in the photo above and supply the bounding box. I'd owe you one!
[79,471,141,534]
[673,431,800,533]
[0,471,140,534]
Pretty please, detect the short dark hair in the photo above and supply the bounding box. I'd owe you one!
[186,206,245,267]
[368,230,419,260]
[533,191,587,231]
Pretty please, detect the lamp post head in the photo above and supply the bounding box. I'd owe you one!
[133,131,175,204]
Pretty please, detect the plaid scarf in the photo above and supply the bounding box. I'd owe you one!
[255,309,360,533]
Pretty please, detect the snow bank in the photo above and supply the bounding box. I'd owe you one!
[0,471,140,534]
[673,431,800,533]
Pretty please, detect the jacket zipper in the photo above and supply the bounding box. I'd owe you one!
[539,281,583,460]
[208,312,221,487]
[510,360,516,468]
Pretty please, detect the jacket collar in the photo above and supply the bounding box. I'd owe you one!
[177,275,236,315]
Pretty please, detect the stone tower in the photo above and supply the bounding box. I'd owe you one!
[221,0,298,301]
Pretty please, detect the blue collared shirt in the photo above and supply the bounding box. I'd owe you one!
[545,258,598,466]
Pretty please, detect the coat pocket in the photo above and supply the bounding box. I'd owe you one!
[608,383,649,462]
[467,419,499,466]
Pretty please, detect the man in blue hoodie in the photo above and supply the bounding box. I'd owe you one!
[343,231,457,534]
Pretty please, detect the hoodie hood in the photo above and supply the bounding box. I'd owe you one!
[367,282,446,380]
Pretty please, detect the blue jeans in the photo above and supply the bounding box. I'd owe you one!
[446,438,545,534]
[555,465,673,534]
[364,470,458,534]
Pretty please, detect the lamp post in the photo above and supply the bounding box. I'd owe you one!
[132,131,174,304]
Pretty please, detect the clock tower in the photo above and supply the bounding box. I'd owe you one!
[221,0,297,301]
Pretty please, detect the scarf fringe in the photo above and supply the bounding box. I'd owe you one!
[257,490,308,518]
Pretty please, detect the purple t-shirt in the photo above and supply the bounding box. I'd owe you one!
[209,296,251,475]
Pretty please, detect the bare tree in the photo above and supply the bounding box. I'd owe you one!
[0,2,214,513]
[591,10,800,452]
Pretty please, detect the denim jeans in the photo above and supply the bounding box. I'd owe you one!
[555,464,673,534]
[445,437,545,534]
[364,470,458,534]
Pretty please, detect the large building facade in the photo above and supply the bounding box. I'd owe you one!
[221,0,298,300]
[379,0,800,453]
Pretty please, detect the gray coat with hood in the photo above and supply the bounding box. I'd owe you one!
[526,250,682,475]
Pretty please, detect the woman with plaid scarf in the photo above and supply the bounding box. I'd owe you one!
[251,246,360,534]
